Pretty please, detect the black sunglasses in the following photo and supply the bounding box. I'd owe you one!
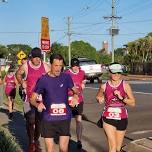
[111,72,122,74]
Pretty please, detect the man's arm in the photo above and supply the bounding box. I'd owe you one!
[30,92,46,112]
[16,64,27,88]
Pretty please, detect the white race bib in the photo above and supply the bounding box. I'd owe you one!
[106,107,122,120]
[50,103,66,116]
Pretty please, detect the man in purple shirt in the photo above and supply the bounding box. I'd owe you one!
[30,54,79,152]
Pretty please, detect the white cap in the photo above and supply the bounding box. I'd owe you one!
[109,63,123,73]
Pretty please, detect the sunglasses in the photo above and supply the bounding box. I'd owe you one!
[111,72,122,74]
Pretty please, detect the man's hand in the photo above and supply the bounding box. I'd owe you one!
[22,80,27,89]
[37,102,46,112]
[69,95,79,107]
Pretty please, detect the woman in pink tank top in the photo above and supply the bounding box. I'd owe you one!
[96,62,135,152]
[4,68,18,119]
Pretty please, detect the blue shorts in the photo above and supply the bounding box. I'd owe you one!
[103,117,128,131]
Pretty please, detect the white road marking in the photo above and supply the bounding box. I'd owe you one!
[130,130,152,135]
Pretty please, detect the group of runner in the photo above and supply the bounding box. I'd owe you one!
[1,47,136,152]
[14,48,86,152]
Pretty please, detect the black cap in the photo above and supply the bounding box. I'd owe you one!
[71,58,79,67]
[30,47,42,58]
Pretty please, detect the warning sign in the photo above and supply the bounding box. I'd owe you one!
[17,50,26,60]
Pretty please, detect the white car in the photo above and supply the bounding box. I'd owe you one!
[78,58,103,83]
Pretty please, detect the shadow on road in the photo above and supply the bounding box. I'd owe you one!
[0,108,27,152]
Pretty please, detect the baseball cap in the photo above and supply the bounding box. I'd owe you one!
[30,47,42,58]
[108,63,123,73]
[71,58,79,67]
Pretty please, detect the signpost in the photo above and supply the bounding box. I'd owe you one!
[41,17,50,62]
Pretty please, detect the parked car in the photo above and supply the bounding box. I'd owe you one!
[78,58,103,83]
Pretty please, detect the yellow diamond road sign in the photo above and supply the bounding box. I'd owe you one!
[17,50,26,60]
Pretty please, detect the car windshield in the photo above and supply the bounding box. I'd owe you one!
[79,60,96,66]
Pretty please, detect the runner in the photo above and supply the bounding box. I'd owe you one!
[65,58,86,149]
[0,70,4,108]
[96,62,135,152]
[16,47,50,152]
[18,57,27,100]
[4,68,18,119]
[30,54,79,152]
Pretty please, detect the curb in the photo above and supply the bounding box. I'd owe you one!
[122,138,152,152]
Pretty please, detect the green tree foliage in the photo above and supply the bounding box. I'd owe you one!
[114,48,125,63]
[51,41,98,64]
[97,52,111,64]
[127,35,152,63]
[0,45,9,58]
[7,44,32,58]
[71,40,97,60]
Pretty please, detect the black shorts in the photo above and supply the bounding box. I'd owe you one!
[9,88,16,99]
[71,102,83,116]
[103,117,128,131]
[41,119,71,138]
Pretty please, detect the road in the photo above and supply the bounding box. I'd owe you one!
[0,80,152,152]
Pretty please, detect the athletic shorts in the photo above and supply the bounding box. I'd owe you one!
[41,119,71,138]
[71,102,83,116]
[6,88,16,99]
[103,116,128,131]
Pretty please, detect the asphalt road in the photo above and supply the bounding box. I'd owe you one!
[0,80,152,152]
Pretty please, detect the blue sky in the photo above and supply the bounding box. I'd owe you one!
[0,0,152,52]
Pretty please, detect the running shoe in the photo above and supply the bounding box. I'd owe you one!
[28,143,35,152]
[35,141,42,152]
[77,140,82,149]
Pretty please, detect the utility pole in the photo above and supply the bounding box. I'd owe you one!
[104,0,121,62]
[67,17,72,67]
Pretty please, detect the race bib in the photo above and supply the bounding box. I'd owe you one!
[106,107,122,120]
[50,103,67,116]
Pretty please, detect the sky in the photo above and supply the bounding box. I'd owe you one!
[0,0,152,52]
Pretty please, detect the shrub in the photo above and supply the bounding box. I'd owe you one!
[0,126,22,152]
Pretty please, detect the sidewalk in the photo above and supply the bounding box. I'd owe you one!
[122,137,152,152]
[123,74,152,81]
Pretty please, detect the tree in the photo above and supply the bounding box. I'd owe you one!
[0,45,8,58]
[71,40,97,60]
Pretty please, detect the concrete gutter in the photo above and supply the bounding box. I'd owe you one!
[122,137,152,152]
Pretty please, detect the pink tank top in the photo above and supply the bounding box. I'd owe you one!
[66,69,85,103]
[102,80,128,119]
[26,61,46,99]
[5,74,16,94]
